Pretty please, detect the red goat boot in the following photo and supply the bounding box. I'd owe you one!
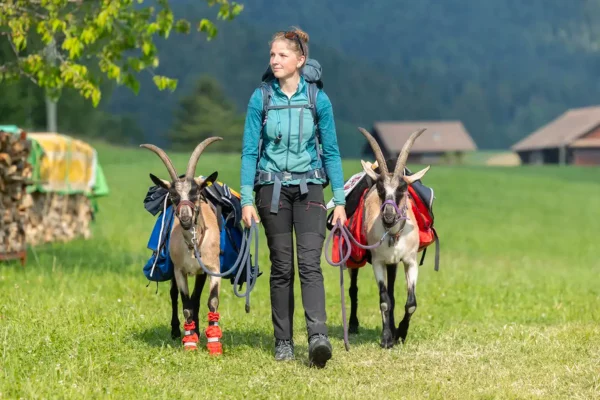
[205,312,223,356]
[182,321,198,351]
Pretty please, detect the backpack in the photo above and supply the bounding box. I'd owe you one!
[257,59,328,185]
[327,158,440,271]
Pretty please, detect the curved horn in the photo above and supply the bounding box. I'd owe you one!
[358,127,388,175]
[393,128,426,178]
[140,144,179,181]
[185,136,223,180]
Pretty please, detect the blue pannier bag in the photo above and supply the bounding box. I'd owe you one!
[142,180,258,287]
[143,203,175,282]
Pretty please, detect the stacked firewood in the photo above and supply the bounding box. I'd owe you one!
[25,192,93,245]
[0,129,32,254]
[1,129,94,252]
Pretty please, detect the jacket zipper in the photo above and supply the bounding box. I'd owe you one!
[285,97,292,171]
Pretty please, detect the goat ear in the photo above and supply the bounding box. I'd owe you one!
[403,165,430,184]
[205,171,218,185]
[194,171,219,188]
[150,173,171,189]
[361,160,379,180]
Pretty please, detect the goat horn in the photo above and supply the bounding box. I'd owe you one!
[185,136,223,180]
[393,128,426,178]
[358,127,388,175]
[140,144,179,182]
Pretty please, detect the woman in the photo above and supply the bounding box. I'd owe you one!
[239,27,347,368]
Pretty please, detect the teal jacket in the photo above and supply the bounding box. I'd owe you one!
[239,76,346,207]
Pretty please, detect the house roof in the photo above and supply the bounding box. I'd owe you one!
[512,106,600,151]
[370,121,477,153]
[570,137,600,149]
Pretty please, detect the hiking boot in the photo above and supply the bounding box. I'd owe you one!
[274,339,294,361]
[308,334,332,368]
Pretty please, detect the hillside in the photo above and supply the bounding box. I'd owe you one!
[104,0,600,154]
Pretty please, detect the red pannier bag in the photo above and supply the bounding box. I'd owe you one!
[331,185,440,270]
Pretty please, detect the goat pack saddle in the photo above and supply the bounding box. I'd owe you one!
[326,158,440,271]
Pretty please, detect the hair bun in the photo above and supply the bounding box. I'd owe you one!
[292,26,309,43]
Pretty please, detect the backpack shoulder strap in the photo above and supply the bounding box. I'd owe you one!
[306,82,327,176]
[259,82,273,126]
[307,82,319,124]
[256,82,273,169]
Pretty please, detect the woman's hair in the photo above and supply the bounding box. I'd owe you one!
[270,26,309,62]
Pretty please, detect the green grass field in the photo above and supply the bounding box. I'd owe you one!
[2,143,599,399]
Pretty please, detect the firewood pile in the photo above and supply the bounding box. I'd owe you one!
[1,129,94,261]
[25,192,93,245]
[0,129,32,257]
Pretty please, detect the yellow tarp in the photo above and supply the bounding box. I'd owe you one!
[27,132,98,194]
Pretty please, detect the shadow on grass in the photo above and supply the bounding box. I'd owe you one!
[131,323,394,366]
[328,324,383,346]
[131,324,276,354]
[131,326,179,349]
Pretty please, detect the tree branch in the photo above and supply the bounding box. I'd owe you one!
[0,3,50,20]
[4,35,39,84]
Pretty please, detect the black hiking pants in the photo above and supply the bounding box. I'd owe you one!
[256,183,328,340]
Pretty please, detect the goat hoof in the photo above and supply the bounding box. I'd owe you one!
[380,331,395,349]
[171,329,181,339]
[207,342,223,356]
[394,333,406,345]
[349,323,359,334]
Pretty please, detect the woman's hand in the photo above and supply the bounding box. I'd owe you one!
[330,205,347,226]
[242,205,260,228]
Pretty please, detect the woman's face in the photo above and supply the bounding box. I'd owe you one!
[270,39,305,80]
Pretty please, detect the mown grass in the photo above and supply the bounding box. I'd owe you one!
[1,144,599,399]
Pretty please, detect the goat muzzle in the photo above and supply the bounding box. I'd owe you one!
[381,199,408,226]
[176,200,197,229]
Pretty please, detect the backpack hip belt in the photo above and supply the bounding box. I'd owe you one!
[255,167,326,214]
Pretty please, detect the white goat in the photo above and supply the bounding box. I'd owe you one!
[348,127,431,348]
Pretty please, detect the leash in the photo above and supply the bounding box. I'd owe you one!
[192,218,260,313]
[323,220,388,351]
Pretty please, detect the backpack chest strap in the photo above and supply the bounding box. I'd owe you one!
[266,104,313,111]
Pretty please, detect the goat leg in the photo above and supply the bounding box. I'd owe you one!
[205,275,223,355]
[174,269,199,351]
[191,274,207,336]
[395,258,418,344]
[348,268,360,334]
[386,264,398,338]
[373,262,394,349]
[170,276,180,339]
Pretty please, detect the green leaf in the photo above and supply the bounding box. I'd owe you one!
[142,41,153,56]
[91,88,101,107]
[198,19,218,39]
[12,35,26,52]
[153,75,177,91]
[51,19,64,32]
[62,36,84,59]
[175,19,191,34]
[107,63,121,80]
[81,27,97,45]
[124,73,141,95]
